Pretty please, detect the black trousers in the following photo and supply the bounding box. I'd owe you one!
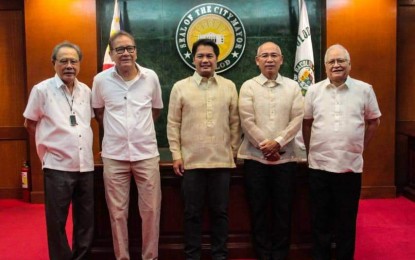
[308,168,362,260]
[244,160,297,260]
[182,168,231,260]
[43,168,94,260]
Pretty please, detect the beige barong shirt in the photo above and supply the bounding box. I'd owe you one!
[237,73,304,165]
[167,72,241,169]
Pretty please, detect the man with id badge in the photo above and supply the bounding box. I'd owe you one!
[23,41,94,260]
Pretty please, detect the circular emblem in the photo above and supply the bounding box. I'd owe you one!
[294,59,314,95]
[175,3,246,73]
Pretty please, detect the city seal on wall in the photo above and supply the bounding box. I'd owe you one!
[175,3,246,73]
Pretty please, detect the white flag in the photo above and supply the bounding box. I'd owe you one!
[103,0,121,70]
[294,0,314,155]
[294,0,314,94]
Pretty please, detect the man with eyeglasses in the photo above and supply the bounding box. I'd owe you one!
[23,41,94,260]
[237,41,303,260]
[167,39,241,260]
[302,44,381,260]
[92,31,163,260]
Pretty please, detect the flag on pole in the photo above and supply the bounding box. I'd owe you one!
[102,0,121,70]
[294,0,314,95]
[294,0,314,155]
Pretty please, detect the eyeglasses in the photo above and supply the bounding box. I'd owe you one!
[257,53,282,60]
[325,58,348,66]
[112,45,136,54]
[57,59,79,65]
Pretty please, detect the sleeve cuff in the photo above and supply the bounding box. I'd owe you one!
[172,151,182,161]
[274,136,285,147]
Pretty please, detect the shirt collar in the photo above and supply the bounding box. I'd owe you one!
[192,71,217,85]
[53,74,79,90]
[256,73,282,87]
[111,63,144,79]
[324,76,351,90]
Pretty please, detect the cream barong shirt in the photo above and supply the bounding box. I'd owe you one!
[167,72,241,169]
[237,74,304,165]
[304,77,381,173]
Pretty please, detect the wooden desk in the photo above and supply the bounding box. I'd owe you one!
[91,154,312,259]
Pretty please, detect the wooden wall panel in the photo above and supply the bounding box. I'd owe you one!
[0,1,22,10]
[326,0,396,197]
[24,0,98,89]
[0,11,26,127]
[396,1,415,196]
[0,2,28,199]
[24,0,98,203]
[0,141,27,198]
[397,4,415,121]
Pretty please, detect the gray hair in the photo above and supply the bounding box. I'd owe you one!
[51,41,83,61]
[256,42,281,56]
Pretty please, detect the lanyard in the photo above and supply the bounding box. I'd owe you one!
[61,86,74,112]
[61,86,77,126]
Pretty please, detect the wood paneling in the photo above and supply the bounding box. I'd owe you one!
[399,0,415,6]
[24,0,98,203]
[0,11,26,127]
[24,0,98,88]
[326,0,396,197]
[0,0,22,10]
[404,136,415,200]
[0,4,27,199]
[395,2,415,197]
[0,127,27,140]
[0,140,27,198]
[395,121,415,200]
[396,122,415,196]
[397,4,415,121]
[395,133,409,194]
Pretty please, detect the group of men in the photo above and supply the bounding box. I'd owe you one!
[23,30,381,260]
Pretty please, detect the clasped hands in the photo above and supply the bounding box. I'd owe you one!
[172,139,281,176]
[259,139,281,161]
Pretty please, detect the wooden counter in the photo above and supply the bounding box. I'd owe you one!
[91,153,312,259]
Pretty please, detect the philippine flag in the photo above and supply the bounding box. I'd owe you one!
[102,0,121,70]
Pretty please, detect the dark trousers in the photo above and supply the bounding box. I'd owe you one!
[44,168,94,260]
[244,160,297,260]
[182,168,231,260]
[308,168,362,260]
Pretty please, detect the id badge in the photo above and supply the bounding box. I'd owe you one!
[70,114,77,126]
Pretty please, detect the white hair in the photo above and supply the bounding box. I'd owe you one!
[324,44,350,63]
